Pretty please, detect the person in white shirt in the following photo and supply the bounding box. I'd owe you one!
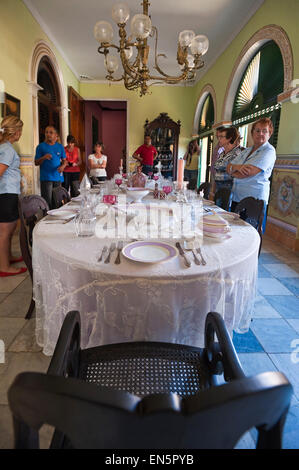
[88,142,107,182]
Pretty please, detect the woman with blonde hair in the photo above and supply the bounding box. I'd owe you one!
[0,115,27,276]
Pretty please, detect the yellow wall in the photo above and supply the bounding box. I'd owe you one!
[0,0,79,157]
[79,82,194,160]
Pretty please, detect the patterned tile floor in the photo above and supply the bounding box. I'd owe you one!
[0,235,298,449]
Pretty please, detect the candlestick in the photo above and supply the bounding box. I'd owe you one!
[177,158,184,190]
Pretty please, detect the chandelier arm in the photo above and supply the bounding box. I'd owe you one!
[98,44,120,55]
[150,26,192,81]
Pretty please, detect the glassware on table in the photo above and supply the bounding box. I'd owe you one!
[103,194,117,205]
[74,206,96,237]
[115,178,123,193]
[153,175,159,181]
[148,171,153,179]
[162,185,173,200]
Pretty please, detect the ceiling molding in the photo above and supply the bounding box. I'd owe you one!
[193,0,265,85]
[23,0,80,80]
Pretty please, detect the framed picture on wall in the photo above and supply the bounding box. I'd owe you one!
[2,93,21,118]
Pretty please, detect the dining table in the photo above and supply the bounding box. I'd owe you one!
[32,187,260,356]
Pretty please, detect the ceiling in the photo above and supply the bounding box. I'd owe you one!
[23,0,264,85]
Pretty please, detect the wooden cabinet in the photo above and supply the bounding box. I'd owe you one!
[144,113,180,179]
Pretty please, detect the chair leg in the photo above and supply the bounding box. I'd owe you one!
[25,297,35,320]
[13,416,39,449]
[256,409,288,449]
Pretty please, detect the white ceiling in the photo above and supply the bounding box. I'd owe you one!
[23,0,264,84]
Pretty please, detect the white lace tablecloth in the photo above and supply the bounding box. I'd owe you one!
[32,201,260,355]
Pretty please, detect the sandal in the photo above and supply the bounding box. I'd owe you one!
[10,256,24,264]
[0,267,27,277]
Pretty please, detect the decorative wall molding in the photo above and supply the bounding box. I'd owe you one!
[192,84,217,135]
[222,25,294,122]
[267,216,297,233]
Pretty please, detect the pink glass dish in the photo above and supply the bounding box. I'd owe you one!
[103,194,117,205]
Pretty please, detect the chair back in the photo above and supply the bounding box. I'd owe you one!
[8,370,292,449]
[52,186,70,209]
[18,195,49,279]
[197,182,210,199]
[234,197,264,236]
[214,188,232,211]
[71,180,80,197]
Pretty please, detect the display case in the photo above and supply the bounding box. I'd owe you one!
[144,113,181,180]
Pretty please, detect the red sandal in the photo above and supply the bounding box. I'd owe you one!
[0,267,27,277]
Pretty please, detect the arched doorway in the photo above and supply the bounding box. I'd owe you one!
[29,40,68,192]
[37,56,61,143]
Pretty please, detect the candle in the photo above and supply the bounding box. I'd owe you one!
[177,158,184,190]
[120,159,123,167]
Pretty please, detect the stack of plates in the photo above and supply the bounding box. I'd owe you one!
[202,214,231,240]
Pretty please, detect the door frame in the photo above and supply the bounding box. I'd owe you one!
[83,98,129,172]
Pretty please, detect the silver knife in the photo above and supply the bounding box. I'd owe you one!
[175,242,191,267]
[196,246,206,265]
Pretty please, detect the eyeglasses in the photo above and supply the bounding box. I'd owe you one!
[253,128,270,134]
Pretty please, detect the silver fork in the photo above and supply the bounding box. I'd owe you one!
[98,245,108,262]
[114,240,124,264]
[196,246,206,265]
[104,242,116,264]
[184,240,201,265]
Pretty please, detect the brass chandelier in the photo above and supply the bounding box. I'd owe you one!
[94,1,209,96]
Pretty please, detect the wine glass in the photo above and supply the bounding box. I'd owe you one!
[153,175,159,181]
[162,185,173,200]
[115,178,123,194]
[148,171,153,179]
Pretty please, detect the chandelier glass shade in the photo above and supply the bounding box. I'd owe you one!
[94,1,209,96]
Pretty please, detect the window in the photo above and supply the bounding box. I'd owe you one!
[232,41,284,148]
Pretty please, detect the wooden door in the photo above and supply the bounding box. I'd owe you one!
[68,87,85,179]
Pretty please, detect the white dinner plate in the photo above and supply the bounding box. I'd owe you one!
[71,195,82,202]
[204,231,232,241]
[122,241,178,264]
[47,209,76,219]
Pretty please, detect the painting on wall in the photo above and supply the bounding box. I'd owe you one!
[2,93,21,118]
[268,168,299,227]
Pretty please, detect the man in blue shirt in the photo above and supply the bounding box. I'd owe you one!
[35,126,67,208]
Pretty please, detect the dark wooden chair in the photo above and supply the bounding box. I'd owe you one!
[8,311,292,449]
[18,195,49,319]
[71,180,80,197]
[233,197,265,255]
[52,185,70,209]
[214,188,232,211]
[197,182,210,199]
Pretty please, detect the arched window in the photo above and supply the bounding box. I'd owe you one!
[232,41,284,148]
[197,93,215,184]
[37,57,61,143]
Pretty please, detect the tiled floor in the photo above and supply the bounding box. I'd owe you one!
[0,235,298,449]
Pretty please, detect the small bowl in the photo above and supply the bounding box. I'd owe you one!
[126,188,150,202]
